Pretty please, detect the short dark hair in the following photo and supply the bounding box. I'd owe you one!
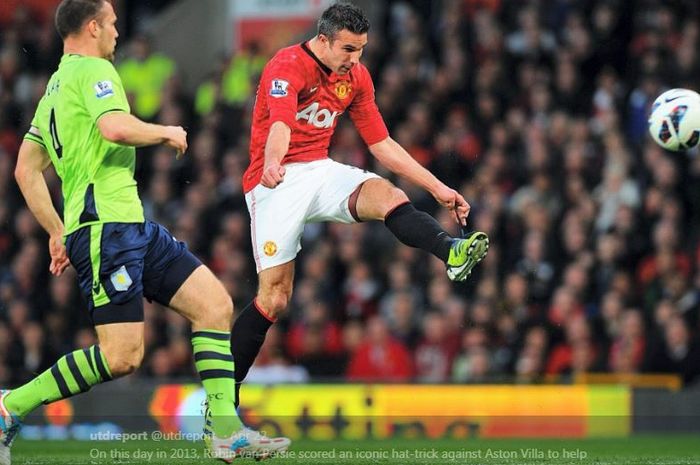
[317,2,370,40]
[55,0,107,39]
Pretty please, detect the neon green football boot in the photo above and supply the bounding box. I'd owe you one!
[0,390,22,465]
[446,231,489,281]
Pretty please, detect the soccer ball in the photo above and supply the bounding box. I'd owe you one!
[648,88,700,151]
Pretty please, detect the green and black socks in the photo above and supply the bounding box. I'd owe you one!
[192,330,242,438]
[5,334,241,439]
[5,345,112,418]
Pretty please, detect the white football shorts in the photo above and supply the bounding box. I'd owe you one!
[245,158,380,272]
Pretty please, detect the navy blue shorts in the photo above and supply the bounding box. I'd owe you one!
[65,221,202,325]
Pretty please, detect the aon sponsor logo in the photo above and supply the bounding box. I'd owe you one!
[296,102,339,128]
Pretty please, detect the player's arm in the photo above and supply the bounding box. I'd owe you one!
[83,60,187,155]
[15,139,62,237]
[261,121,291,188]
[259,62,304,188]
[351,67,469,224]
[369,137,442,193]
[14,139,70,275]
[368,137,469,225]
[96,112,187,155]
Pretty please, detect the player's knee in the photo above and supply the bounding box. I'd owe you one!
[267,293,289,318]
[370,179,407,204]
[206,293,234,328]
[388,185,409,207]
[105,344,144,377]
[379,182,409,215]
[258,285,291,318]
[221,297,234,323]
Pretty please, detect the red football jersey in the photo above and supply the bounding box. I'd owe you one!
[243,42,389,193]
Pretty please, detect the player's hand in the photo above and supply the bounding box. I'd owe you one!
[261,162,286,188]
[48,233,70,276]
[163,126,188,159]
[432,184,470,226]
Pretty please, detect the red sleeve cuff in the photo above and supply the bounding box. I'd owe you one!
[357,119,389,146]
[269,108,296,128]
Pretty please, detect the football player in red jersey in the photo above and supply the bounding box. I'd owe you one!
[231,2,489,404]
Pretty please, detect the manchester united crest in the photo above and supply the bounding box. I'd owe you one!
[334,80,352,99]
[263,241,278,257]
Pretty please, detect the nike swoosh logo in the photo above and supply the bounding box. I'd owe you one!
[665,96,681,103]
[92,281,101,295]
[310,86,318,92]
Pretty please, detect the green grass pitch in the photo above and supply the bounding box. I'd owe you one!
[11,436,700,464]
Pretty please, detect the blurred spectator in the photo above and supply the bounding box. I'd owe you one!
[382,290,421,349]
[246,325,309,384]
[10,322,52,385]
[347,316,413,381]
[287,301,343,376]
[343,260,380,319]
[452,326,493,383]
[593,164,640,233]
[414,312,457,382]
[117,35,176,120]
[221,41,266,107]
[645,315,700,385]
[515,326,549,384]
[546,314,600,376]
[452,346,492,383]
[609,309,646,373]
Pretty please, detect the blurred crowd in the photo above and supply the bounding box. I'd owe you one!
[2,0,700,388]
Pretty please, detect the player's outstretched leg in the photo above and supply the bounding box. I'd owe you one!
[358,180,489,282]
[167,264,291,461]
[1,343,116,465]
